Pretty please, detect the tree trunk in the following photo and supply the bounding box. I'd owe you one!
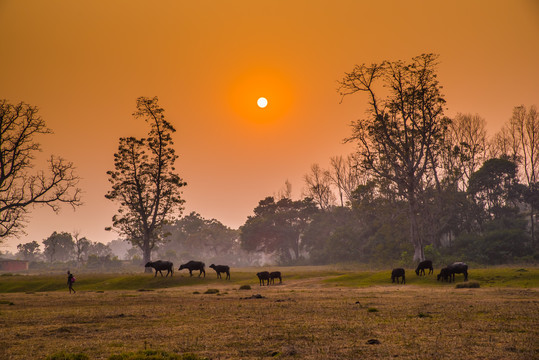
[293,237,300,260]
[142,239,153,273]
[531,204,535,250]
[409,199,424,262]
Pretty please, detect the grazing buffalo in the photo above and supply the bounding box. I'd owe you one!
[437,267,452,282]
[257,271,270,286]
[145,260,174,277]
[269,271,282,284]
[179,260,206,277]
[415,260,434,276]
[391,268,406,284]
[209,264,230,280]
[448,262,468,282]
[437,262,468,282]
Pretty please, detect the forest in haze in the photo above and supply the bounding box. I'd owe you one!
[1,54,538,271]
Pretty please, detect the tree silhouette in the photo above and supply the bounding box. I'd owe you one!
[338,54,449,261]
[16,241,41,261]
[43,231,75,262]
[240,196,318,263]
[0,100,81,241]
[106,97,187,266]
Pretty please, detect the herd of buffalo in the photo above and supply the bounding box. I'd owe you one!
[144,260,281,286]
[145,259,469,286]
[391,260,469,284]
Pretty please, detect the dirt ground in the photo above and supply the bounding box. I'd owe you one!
[0,281,538,359]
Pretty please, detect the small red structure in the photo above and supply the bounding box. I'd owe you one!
[0,259,29,272]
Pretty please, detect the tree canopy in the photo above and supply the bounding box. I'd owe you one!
[240,196,319,264]
[106,97,187,264]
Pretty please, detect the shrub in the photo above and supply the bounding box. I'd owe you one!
[204,289,219,294]
[239,285,251,290]
[455,281,480,288]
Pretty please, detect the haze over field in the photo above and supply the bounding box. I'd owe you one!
[1,0,538,252]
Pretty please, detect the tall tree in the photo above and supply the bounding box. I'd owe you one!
[161,212,240,263]
[106,97,187,266]
[338,53,449,261]
[0,100,81,241]
[16,240,41,261]
[240,196,318,263]
[42,231,75,262]
[467,158,521,224]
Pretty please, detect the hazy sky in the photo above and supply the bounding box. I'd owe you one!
[1,0,538,252]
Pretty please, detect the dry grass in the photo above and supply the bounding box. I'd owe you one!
[0,274,538,359]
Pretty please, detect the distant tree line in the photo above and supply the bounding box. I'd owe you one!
[15,231,122,270]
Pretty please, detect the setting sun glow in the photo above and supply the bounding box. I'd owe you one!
[257,97,268,108]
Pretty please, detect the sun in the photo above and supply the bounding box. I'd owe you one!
[257,97,268,108]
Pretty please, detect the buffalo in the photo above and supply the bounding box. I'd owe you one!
[145,260,174,277]
[179,260,206,277]
[415,260,433,276]
[391,268,405,284]
[269,271,282,284]
[437,262,468,282]
[209,264,230,280]
[257,271,270,286]
[437,267,452,282]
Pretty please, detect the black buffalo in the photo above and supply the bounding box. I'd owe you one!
[415,260,433,276]
[391,268,405,284]
[437,262,468,282]
[257,271,270,286]
[179,260,205,277]
[145,260,173,277]
[437,267,452,282]
[209,264,230,280]
[269,271,282,284]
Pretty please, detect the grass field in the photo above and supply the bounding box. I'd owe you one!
[0,266,538,359]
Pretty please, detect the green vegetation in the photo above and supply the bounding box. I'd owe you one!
[324,267,539,288]
[1,266,537,293]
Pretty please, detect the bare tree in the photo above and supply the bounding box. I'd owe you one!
[73,231,91,264]
[445,113,489,190]
[512,105,539,185]
[328,154,364,206]
[0,100,81,241]
[275,179,293,200]
[303,163,335,210]
[338,54,449,261]
[494,105,539,247]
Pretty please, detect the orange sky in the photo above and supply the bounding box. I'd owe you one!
[1,0,538,252]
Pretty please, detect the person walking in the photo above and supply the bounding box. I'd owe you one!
[67,270,76,294]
